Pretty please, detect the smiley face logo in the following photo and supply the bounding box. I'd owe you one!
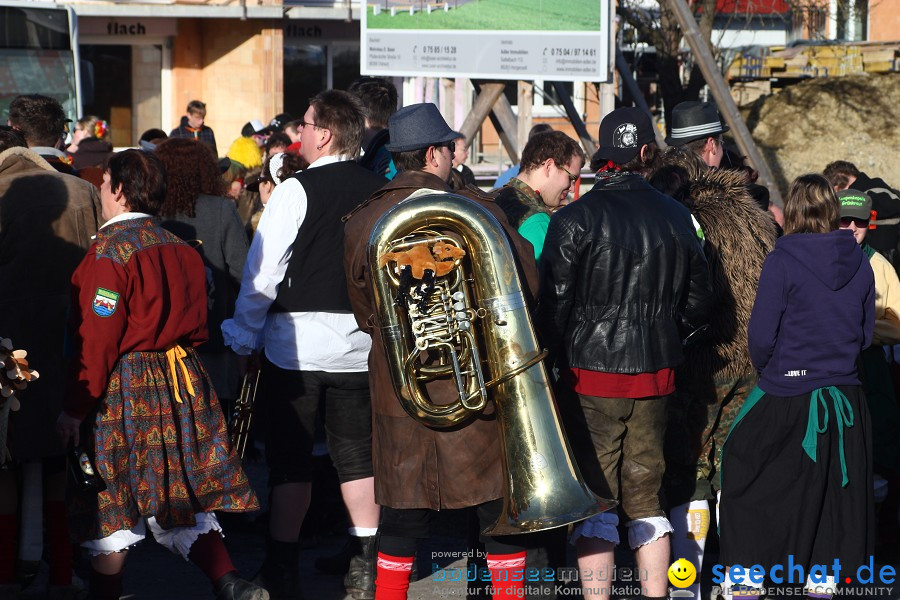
[668,558,697,589]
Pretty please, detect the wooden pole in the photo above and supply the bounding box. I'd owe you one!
[458,82,505,144]
[664,0,784,206]
[517,81,533,153]
[551,82,597,156]
[467,81,521,164]
[489,91,521,164]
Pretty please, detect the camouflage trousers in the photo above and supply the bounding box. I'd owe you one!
[663,371,758,506]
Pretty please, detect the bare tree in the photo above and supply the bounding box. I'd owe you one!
[619,0,717,128]
[618,0,877,128]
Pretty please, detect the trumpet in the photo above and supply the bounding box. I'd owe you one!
[230,368,260,460]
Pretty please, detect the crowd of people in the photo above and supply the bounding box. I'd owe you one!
[0,79,897,600]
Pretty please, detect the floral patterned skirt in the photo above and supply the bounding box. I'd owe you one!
[70,346,258,542]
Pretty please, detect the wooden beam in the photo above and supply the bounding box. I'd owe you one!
[551,81,597,157]
[517,81,533,153]
[458,82,505,145]
[664,0,783,206]
[467,81,521,164]
[489,89,521,164]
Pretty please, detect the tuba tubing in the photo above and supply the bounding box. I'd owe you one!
[369,192,615,534]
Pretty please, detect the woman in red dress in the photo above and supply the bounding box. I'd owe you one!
[56,149,266,600]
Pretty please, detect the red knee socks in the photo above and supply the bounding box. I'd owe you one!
[375,552,414,600]
[0,514,15,584]
[187,530,237,584]
[487,551,526,599]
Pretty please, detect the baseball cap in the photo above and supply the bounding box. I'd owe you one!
[592,107,656,166]
[837,189,872,221]
[241,119,266,138]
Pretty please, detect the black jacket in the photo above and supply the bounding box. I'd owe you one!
[538,173,713,374]
[853,171,900,273]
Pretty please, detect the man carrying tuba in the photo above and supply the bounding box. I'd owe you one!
[343,103,543,600]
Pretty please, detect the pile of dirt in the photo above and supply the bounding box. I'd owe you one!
[744,73,900,198]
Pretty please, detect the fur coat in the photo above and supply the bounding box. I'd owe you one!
[681,168,778,383]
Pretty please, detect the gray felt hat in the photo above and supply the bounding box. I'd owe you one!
[665,101,729,146]
[386,103,459,152]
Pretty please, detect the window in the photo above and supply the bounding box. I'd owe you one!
[283,42,360,117]
[502,80,586,118]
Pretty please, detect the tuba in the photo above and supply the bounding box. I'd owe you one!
[369,191,614,534]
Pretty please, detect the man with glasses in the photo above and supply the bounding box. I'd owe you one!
[664,101,728,168]
[492,130,585,262]
[222,90,387,600]
[343,102,542,600]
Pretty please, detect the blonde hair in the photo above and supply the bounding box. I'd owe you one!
[76,115,109,140]
[784,173,840,234]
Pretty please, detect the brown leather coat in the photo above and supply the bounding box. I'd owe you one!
[0,147,102,459]
[343,170,538,509]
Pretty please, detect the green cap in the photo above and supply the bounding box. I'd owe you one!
[837,189,872,221]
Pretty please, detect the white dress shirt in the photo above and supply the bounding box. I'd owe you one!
[221,155,371,372]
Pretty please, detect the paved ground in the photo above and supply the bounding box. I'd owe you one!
[14,449,900,599]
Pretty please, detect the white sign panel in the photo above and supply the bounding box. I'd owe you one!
[361,0,611,82]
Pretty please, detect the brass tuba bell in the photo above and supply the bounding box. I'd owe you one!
[369,191,614,534]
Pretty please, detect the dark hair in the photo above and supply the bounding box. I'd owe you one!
[784,173,840,235]
[154,138,226,218]
[309,90,366,158]
[0,126,27,153]
[591,142,662,176]
[283,119,302,135]
[8,94,67,147]
[265,132,291,154]
[348,77,398,129]
[139,128,168,144]
[276,153,306,181]
[823,160,860,190]
[658,145,708,180]
[391,148,430,173]
[519,131,585,174]
[722,147,757,181]
[684,137,711,156]
[259,151,307,184]
[186,100,207,116]
[528,123,553,140]
[648,164,694,205]
[107,150,167,215]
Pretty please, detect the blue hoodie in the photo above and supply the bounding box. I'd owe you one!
[748,229,875,396]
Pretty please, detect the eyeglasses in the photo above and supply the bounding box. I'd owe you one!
[839,217,869,228]
[299,121,325,130]
[558,165,578,183]
[438,141,456,153]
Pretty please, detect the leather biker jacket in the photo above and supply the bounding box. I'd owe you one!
[538,173,713,374]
